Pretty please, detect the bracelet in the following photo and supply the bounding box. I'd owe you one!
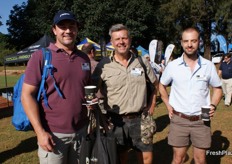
[210,104,217,110]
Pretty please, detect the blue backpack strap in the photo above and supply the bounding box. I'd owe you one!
[37,48,63,108]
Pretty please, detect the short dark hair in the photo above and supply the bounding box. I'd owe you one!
[181,26,200,40]
[225,53,231,58]
[81,43,95,54]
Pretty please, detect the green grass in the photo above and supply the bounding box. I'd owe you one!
[0,66,231,164]
[0,75,21,90]
[0,66,24,90]
[0,66,26,71]
[0,97,231,164]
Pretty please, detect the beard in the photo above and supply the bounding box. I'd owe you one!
[183,48,198,57]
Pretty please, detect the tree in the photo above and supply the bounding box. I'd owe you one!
[0,33,16,65]
[72,0,159,48]
[5,0,232,59]
[157,0,232,59]
[6,2,30,49]
[6,0,76,50]
[214,1,232,43]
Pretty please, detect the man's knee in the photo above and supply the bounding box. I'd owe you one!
[172,147,188,164]
[193,153,206,164]
[172,154,186,164]
[142,151,153,164]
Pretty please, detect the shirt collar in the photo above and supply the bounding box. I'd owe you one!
[49,43,78,54]
[177,53,206,67]
[110,51,134,64]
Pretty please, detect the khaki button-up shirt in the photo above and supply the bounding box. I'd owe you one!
[93,53,156,114]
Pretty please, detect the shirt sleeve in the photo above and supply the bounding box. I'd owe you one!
[209,62,222,87]
[24,50,43,86]
[160,62,173,86]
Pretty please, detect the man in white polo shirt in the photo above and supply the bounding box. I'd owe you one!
[159,27,222,164]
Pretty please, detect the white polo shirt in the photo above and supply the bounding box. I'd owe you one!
[160,54,221,115]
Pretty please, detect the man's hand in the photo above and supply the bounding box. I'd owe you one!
[167,105,174,119]
[209,104,216,118]
[37,130,55,152]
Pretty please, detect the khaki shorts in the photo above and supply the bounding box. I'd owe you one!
[168,114,211,149]
[38,126,87,164]
[110,116,153,152]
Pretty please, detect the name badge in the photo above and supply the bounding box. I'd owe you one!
[196,74,207,81]
[82,63,90,71]
[131,68,142,76]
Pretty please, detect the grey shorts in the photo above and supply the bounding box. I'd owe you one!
[110,115,153,152]
[38,126,87,164]
[168,114,211,149]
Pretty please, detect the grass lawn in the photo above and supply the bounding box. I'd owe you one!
[0,66,231,164]
[0,97,231,164]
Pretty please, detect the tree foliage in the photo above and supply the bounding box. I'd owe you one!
[156,0,232,59]
[1,0,232,60]
[0,33,16,65]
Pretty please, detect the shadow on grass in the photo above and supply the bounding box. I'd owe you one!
[152,130,230,164]
[152,115,172,163]
[155,114,170,132]
[153,137,173,164]
[206,130,230,164]
[0,106,13,119]
[0,136,37,163]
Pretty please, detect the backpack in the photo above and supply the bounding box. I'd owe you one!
[12,48,63,131]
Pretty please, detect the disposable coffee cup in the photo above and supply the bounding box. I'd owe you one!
[201,106,211,121]
[84,85,97,103]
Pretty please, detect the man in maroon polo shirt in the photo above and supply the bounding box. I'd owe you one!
[21,10,91,163]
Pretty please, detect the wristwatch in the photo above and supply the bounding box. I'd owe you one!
[210,104,217,110]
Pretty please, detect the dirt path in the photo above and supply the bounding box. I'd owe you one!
[0,96,13,109]
[0,70,24,76]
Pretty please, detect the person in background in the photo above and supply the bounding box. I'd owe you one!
[93,24,157,164]
[82,43,99,74]
[21,10,91,164]
[218,52,232,107]
[143,54,151,62]
[159,27,222,164]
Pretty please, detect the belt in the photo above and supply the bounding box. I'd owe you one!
[108,112,141,119]
[121,113,141,119]
[173,110,201,121]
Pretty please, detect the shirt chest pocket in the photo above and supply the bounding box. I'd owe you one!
[105,71,123,87]
[195,79,208,90]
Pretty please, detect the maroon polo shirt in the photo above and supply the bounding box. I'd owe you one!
[24,43,91,133]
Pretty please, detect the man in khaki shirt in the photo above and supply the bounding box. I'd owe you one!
[93,24,157,164]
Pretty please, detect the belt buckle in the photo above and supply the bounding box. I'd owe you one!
[123,113,140,119]
[189,115,199,121]
[189,116,195,121]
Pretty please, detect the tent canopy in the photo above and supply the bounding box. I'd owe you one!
[228,43,232,52]
[106,42,114,50]
[77,37,101,50]
[136,45,148,56]
[4,35,54,64]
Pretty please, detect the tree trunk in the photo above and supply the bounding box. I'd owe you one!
[203,19,212,60]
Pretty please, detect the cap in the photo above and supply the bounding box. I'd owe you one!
[53,10,77,25]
